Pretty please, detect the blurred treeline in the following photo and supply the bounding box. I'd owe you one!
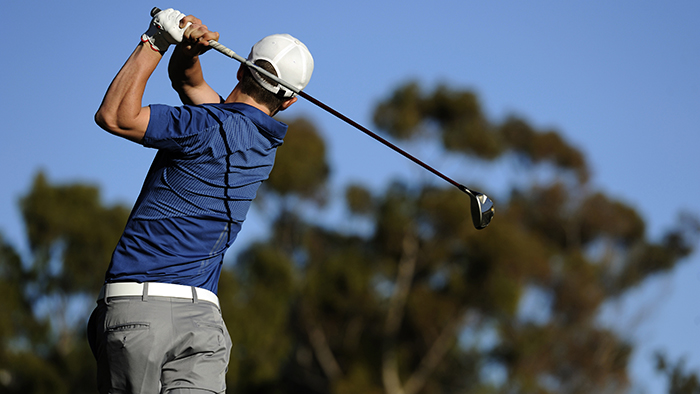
[1,82,699,393]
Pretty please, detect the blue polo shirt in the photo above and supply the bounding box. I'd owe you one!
[105,102,287,293]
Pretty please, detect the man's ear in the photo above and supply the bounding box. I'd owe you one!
[279,96,298,112]
[236,65,245,81]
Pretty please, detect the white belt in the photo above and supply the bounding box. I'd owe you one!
[98,282,219,308]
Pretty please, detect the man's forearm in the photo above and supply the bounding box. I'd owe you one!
[169,46,206,105]
[95,42,162,142]
[166,15,221,105]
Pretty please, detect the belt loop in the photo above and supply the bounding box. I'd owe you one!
[191,286,198,304]
[103,285,111,305]
[142,282,149,302]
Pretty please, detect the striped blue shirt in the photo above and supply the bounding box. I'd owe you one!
[105,102,287,293]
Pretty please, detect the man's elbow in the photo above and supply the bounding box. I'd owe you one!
[94,108,115,132]
[94,108,147,143]
[94,109,128,138]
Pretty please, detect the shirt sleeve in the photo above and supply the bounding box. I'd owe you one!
[142,104,217,154]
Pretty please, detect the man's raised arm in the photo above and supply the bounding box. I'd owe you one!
[95,8,190,142]
[94,42,159,143]
[169,15,221,105]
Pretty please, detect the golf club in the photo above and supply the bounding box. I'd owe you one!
[149,7,494,229]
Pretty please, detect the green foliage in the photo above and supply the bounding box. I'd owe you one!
[345,184,374,215]
[0,236,37,345]
[499,117,588,182]
[20,172,129,293]
[1,171,129,394]
[373,82,425,139]
[230,82,698,394]
[656,352,700,394]
[265,117,330,203]
[373,82,589,181]
[373,83,500,159]
[225,245,296,385]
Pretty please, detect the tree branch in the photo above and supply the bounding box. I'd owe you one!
[300,301,344,381]
[382,231,419,394]
[381,230,467,394]
[403,314,462,394]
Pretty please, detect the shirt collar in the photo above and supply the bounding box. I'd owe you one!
[224,102,288,140]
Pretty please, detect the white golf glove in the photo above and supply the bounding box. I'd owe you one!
[141,8,190,52]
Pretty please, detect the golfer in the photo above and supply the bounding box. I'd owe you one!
[87,8,313,393]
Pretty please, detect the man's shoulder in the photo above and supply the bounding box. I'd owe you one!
[211,103,288,140]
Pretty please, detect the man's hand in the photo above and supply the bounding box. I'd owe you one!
[177,15,221,58]
[141,8,188,53]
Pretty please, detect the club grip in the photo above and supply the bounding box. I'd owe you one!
[150,7,161,17]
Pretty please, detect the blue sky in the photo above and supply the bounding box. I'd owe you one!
[1,1,698,392]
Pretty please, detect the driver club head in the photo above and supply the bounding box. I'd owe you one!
[466,189,494,229]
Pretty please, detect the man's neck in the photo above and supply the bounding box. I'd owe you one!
[224,89,273,116]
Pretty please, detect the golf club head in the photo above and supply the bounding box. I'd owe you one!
[464,189,494,229]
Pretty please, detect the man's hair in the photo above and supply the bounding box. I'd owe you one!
[239,60,287,113]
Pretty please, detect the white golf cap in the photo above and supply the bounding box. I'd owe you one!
[247,34,314,98]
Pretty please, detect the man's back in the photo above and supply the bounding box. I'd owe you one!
[107,102,288,293]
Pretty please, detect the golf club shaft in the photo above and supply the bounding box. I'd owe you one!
[149,7,492,229]
[149,7,467,193]
[206,40,471,196]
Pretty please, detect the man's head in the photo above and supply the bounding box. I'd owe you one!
[237,34,314,115]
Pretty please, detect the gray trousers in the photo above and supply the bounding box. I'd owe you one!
[87,295,232,394]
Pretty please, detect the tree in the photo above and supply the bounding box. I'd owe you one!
[1,82,697,394]
[220,82,698,393]
[0,172,129,394]
[655,352,700,394]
